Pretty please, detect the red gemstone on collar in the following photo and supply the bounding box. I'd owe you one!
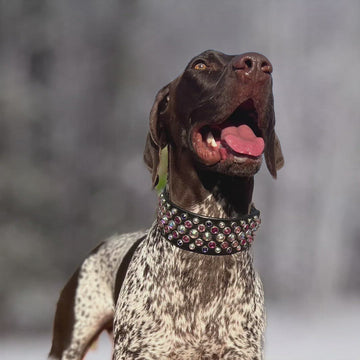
[223,227,231,235]
[234,226,241,234]
[211,226,219,234]
[184,220,193,228]
[182,235,190,243]
[208,241,216,249]
[221,241,229,249]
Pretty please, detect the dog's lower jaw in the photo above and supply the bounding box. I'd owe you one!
[167,146,256,218]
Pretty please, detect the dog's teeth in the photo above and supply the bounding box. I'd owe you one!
[206,132,217,148]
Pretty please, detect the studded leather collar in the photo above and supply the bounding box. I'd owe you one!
[157,192,261,256]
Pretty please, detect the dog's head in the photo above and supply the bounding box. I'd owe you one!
[144,50,284,187]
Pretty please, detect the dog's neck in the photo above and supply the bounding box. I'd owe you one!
[167,148,254,218]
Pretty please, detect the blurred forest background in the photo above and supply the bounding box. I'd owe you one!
[1,0,360,358]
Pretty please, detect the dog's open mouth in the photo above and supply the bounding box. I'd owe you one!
[192,100,265,166]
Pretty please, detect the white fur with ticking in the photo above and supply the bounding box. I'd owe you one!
[113,225,265,359]
[53,219,265,360]
[57,231,145,360]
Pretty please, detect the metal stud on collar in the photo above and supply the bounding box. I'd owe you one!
[157,192,261,256]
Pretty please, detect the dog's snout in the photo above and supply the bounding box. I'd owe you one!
[233,53,273,80]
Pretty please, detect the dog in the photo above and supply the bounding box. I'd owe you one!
[49,50,284,360]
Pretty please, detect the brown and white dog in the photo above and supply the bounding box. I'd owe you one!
[49,50,284,360]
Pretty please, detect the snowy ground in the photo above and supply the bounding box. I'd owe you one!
[1,298,359,360]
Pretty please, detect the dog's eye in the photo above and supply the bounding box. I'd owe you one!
[194,62,208,71]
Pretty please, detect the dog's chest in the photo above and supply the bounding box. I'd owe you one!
[113,225,265,359]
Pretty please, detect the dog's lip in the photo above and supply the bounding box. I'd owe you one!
[192,130,263,166]
[191,102,264,166]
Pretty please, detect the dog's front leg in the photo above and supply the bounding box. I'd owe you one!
[49,251,114,360]
[49,232,146,360]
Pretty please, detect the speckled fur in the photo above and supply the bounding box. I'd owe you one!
[113,224,265,360]
[49,231,146,360]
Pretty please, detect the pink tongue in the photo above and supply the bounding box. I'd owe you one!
[221,125,264,157]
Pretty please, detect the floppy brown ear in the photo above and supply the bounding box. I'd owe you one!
[144,133,161,187]
[143,84,170,187]
[264,127,284,179]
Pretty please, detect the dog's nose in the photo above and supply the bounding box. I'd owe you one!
[233,53,272,80]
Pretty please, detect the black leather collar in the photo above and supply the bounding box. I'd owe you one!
[157,192,261,255]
